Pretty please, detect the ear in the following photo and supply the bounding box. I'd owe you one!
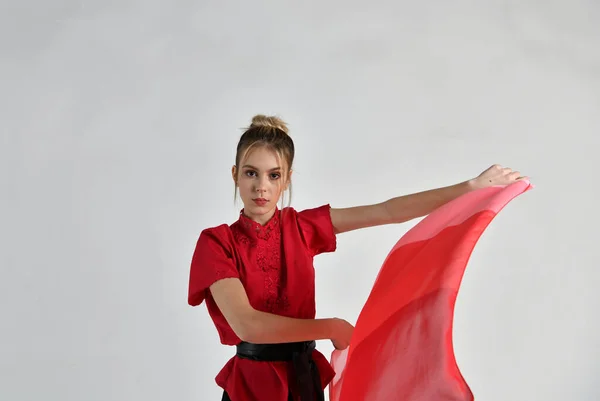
[285,169,293,190]
[231,165,238,186]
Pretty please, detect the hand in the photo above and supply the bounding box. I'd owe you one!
[471,164,527,189]
[330,318,354,350]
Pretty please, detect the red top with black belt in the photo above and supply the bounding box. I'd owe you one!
[188,205,338,401]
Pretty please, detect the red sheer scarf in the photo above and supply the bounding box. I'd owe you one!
[329,180,533,401]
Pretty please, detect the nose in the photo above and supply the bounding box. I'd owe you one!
[254,175,268,194]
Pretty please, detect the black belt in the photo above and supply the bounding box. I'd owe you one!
[236,340,324,401]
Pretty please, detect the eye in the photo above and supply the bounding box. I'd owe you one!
[270,173,281,180]
[244,170,257,177]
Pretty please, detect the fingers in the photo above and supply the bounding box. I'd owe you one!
[490,165,513,175]
[500,166,524,181]
[485,165,527,184]
[508,171,521,180]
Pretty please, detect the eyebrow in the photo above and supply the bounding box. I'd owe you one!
[242,164,282,172]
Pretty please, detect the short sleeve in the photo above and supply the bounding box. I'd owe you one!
[187,226,239,306]
[296,204,337,257]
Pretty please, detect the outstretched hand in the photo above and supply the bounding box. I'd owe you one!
[471,164,527,190]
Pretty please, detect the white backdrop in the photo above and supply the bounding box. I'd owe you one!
[2,1,599,400]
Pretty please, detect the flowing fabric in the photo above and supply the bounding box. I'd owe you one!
[329,180,533,401]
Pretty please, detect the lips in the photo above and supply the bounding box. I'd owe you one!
[253,198,268,206]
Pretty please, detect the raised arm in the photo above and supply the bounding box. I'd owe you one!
[330,164,524,234]
[209,278,353,348]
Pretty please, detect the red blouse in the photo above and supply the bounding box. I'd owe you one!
[188,204,338,401]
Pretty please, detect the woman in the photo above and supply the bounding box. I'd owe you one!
[187,115,525,401]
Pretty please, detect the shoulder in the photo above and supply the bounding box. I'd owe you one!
[188,223,240,307]
[282,204,336,255]
[200,223,232,237]
[189,223,238,274]
[195,223,235,252]
[281,204,332,221]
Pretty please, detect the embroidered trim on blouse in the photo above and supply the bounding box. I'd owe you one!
[235,209,289,313]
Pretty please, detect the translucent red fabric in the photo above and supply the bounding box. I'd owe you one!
[329,180,533,401]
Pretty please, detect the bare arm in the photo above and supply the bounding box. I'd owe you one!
[382,180,476,223]
[330,165,525,234]
[209,278,349,345]
[330,180,476,234]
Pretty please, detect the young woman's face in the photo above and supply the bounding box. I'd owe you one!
[233,146,291,225]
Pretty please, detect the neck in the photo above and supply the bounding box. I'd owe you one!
[242,206,278,226]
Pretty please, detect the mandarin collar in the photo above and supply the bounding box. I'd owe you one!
[237,208,280,240]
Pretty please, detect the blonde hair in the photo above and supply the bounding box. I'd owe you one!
[249,114,289,133]
[234,114,294,207]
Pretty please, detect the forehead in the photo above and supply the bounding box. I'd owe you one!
[241,146,284,170]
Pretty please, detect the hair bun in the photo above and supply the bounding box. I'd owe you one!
[250,114,289,134]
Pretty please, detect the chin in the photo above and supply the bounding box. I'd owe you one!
[250,204,271,213]
[244,202,275,214]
